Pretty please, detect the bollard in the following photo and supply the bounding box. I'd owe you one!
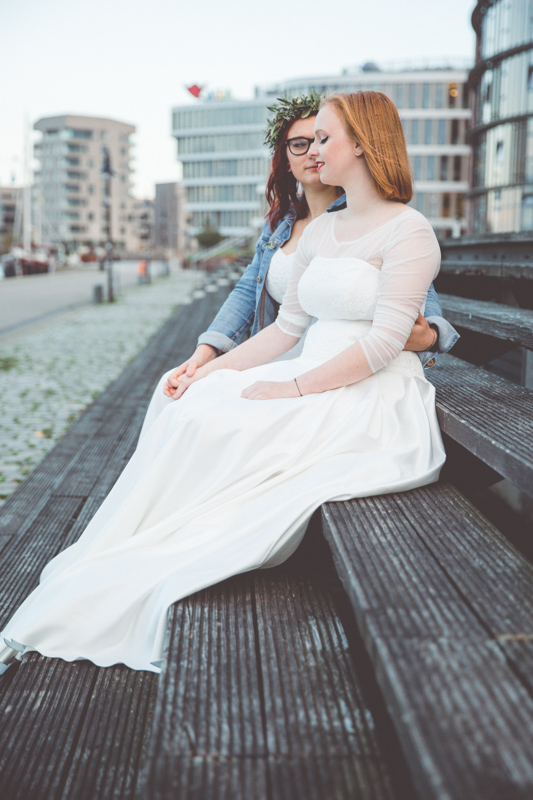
[93,284,104,304]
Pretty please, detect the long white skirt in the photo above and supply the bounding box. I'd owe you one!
[1,350,445,673]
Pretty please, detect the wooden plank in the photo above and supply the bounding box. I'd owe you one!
[428,354,533,497]
[0,654,100,799]
[439,294,533,350]
[321,485,533,800]
[141,575,268,800]
[144,521,405,800]
[254,559,399,800]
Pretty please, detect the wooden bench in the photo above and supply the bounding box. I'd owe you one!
[0,269,404,800]
[1,260,532,799]
[320,285,533,799]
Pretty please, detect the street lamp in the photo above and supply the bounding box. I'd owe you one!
[101,146,115,301]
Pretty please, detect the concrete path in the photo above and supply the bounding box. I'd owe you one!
[0,267,204,506]
[0,261,169,336]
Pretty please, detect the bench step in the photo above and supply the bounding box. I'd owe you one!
[142,525,403,800]
[439,294,533,350]
[428,354,533,496]
[321,483,533,800]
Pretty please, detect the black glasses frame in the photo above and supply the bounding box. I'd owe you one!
[285,137,314,156]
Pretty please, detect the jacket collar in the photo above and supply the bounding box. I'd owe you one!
[327,193,346,212]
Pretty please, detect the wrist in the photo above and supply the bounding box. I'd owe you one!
[429,324,439,352]
[196,344,219,364]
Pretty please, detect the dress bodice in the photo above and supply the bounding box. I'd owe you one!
[275,208,440,378]
[265,248,294,304]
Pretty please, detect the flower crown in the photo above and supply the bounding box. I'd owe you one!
[263,90,324,152]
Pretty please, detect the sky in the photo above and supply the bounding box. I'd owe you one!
[1,0,476,198]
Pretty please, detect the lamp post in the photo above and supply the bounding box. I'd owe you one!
[101,146,115,302]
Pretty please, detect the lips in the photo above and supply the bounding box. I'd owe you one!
[316,161,325,170]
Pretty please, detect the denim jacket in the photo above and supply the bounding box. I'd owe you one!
[198,194,459,367]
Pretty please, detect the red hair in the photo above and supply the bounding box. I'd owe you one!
[265,117,315,232]
[323,92,413,202]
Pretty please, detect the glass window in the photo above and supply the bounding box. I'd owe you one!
[435,84,444,108]
[440,155,449,181]
[408,84,417,109]
[426,156,436,181]
[453,155,462,181]
[396,84,405,108]
[422,83,431,109]
[424,120,432,145]
[437,119,447,144]
[442,193,451,217]
[411,120,419,144]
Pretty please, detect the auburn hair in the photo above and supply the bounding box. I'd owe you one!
[265,116,315,232]
[323,92,413,203]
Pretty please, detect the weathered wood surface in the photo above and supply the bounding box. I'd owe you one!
[439,294,533,350]
[427,354,533,497]
[142,523,404,800]
[322,484,533,800]
[0,275,404,800]
[0,281,236,800]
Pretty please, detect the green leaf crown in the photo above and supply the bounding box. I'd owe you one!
[264,90,324,152]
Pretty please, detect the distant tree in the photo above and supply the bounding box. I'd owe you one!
[196,219,224,249]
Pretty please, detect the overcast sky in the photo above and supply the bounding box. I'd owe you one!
[1,0,476,198]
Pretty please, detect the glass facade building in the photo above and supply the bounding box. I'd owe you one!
[172,65,471,240]
[171,102,270,237]
[468,0,533,233]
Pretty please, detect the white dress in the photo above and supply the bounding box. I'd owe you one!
[1,208,445,674]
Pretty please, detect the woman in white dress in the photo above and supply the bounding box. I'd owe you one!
[0,91,445,675]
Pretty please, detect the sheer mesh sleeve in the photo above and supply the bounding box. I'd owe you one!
[274,220,318,338]
[359,214,441,372]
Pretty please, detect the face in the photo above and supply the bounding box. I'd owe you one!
[284,116,322,187]
[310,104,360,186]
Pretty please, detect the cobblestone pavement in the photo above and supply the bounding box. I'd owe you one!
[0,269,204,506]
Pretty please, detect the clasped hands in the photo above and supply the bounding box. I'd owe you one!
[163,345,300,401]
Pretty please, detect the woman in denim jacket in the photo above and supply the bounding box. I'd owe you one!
[171,94,457,387]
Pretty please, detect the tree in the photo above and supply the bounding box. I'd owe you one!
[196,219,224,249]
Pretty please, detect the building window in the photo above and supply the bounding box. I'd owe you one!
[408,84,417,109]
[442,193,451,217]
[440,155,449,181]
[437,119,447,144]
[453,155,462,181]
[422,83,431,109]
[411,120,419,144]
[424,120,432,145]
[426,155,436,181]
[451,119,459,145]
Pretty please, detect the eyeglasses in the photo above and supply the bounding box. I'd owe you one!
[286,137,314,156]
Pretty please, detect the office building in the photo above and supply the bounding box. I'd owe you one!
[172,63,471,241]
[171,100,271,237]
[467,0,533,233]
[33,114,136,251]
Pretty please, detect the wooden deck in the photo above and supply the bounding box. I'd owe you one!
[1,264,533,800]
[0,279,408,800]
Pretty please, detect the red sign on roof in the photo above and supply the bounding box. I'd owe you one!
[187,85,203,98]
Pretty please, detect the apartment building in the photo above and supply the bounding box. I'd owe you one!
[33,114,136,252]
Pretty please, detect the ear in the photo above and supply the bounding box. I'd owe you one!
[354,144,364,157]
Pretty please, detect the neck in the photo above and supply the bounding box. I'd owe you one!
[342,168,386,216]
[303,184,339,220]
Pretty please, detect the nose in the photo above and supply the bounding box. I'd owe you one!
[308,138,319,158]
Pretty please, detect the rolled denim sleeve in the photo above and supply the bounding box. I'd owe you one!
[417,283,460,367]
[197,228,267,353]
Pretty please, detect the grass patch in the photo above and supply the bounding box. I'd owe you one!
[0,356,18,371]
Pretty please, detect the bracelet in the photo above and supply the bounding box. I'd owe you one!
[294,377,302,396]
